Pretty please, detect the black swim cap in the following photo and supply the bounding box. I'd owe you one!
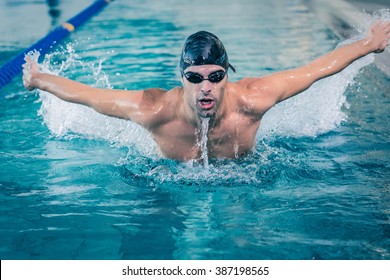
[180,31,235,73]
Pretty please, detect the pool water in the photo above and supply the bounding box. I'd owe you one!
[0,0,390,259]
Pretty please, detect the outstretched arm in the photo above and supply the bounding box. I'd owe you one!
[243,21,390,115]
[22,59,166,127]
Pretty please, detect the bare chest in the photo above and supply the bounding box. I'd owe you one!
[152,115,260,160]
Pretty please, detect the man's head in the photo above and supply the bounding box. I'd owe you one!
[180,31,235,73]
[180,31,235,119]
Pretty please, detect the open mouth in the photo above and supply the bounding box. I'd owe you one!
[198,98,215,110]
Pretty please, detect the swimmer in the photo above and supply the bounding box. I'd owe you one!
[23,21,390,161]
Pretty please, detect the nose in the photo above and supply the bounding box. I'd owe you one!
[200,80,213,94]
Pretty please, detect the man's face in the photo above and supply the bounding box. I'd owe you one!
[182,65,227,119]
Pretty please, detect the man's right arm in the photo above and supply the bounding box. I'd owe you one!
[23,59,166,127]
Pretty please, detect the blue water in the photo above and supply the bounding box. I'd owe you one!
[0,0,390,260]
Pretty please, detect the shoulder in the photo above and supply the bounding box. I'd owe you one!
[139,87,181,108]
[144,86,182,99]
[141,86,183,129]
[142,87,168,100]
[228,77,276,97]
[227,77,280,117]
[234,76,279,93]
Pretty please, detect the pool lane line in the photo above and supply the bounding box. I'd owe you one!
[0,0,114,90]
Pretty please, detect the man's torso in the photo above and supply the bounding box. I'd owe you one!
[149,84,262,161]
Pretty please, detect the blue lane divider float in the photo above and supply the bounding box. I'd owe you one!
[0,0,113,90]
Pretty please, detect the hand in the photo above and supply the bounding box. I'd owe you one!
[366,21,390,53]
[22,57,40,91]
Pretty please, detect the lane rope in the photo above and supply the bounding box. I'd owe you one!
[0,0,113,90]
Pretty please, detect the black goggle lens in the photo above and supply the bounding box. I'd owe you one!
[184,70,226,84]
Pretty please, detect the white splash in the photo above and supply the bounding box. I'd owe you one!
[199,118,210,167]
[256,17,383,140]
[258,51,374,139]
[25,47,157,157]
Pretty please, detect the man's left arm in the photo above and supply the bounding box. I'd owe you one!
[246,21,390,109]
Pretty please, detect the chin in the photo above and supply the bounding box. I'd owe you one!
[196,104,218,118]
[197,110,216,118]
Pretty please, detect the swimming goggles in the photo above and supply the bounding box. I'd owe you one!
[183,70,226,84]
